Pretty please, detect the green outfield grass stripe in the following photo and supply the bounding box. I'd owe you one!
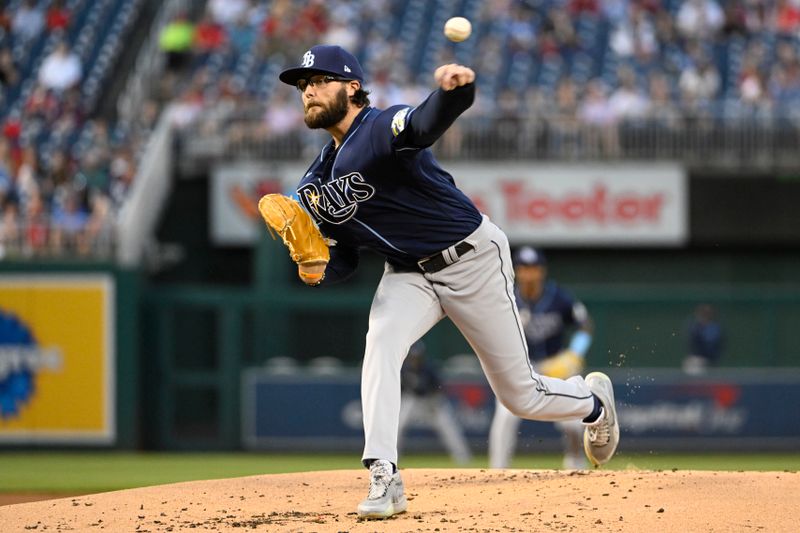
[0,452,797,493]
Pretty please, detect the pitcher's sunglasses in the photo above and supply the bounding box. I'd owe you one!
[296,75,352,92]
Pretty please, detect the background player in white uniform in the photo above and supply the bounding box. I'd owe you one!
[276,44,620,519]
[489,247,594,469]
[398,340,472,464]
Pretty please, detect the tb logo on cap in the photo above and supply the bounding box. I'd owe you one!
[301,51,315,68]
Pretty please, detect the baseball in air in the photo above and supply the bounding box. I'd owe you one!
[444,17,472,42]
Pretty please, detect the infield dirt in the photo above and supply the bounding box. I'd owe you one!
[0,468,796,532]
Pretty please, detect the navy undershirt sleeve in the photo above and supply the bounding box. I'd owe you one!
[320,245,360,285]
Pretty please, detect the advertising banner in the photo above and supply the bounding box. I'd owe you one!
[242,369,800,452]
[211,162,307,245]
[212,162,687,246]
[450,163,687,245]
[0,275,115,444]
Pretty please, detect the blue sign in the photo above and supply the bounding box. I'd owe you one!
[0,311,37,419]
[241,368,800,451]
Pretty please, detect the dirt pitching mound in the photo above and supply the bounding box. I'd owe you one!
[0,469,796,532]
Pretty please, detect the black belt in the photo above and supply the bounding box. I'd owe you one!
[417,242,475,273]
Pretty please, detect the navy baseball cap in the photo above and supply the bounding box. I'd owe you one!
[513,246,547,266]
[279,45,365,86]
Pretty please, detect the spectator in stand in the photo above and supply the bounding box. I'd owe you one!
[52,87,84,135]
[11,0,45,43]
[194,12,227,57]
[50,188,89,255]
[543,5,579,52]
[547,76,581,156]
[720,0,748,37]
[676,0,724,39]
[228,13,257,54]
[647,72,682,128]
[738,57,769,111]
[46,0,71,32]
[251,85,303,140]
[38,41,82,92]
[610,3,658,64]
[0,138,14,206]
[679,52,721,108]
[775,0,800,37]
[654,5,680,50]
[76,148,110,200]
[246,0,268,27]
[768,41,800,112]
[578,78,620,156]
[742,0,770,33]
[168,84,205,130]
[108,148,135,209]
[506,6,537,57]
[159,13,195,72]
[22,191,49,256]
[0,47,19,89]
[260,0,296,54]
[291,0,329,43]
[40,149,73,205]
[365,69,403,109]
[609,66,650,121]
[601,0,628,21]
[492,88,524,156]
[25,84,60,122]
[569,0,599,16]
[15,145,40,214]
[0,195,20,257]
[208,0,248,27]
[321,13,359,52]
[0,5,11,34]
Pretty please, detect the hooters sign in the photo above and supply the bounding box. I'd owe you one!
[450,163,687,245]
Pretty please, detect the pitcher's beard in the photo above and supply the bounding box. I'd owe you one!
[304,87,350,129]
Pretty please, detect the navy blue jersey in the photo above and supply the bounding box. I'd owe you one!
[401,357,442,397]
[517,281,589,361]
[295,85,482,281]
[688,320,723,362]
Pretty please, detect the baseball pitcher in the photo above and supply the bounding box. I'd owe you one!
[259,45,620,519]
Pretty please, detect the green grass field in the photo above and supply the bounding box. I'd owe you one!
[0,452,798,493]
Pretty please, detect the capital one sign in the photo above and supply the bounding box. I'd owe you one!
[452,163,687,246]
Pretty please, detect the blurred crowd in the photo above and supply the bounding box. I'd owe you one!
[4,0,800,258]
[0,0,152,259]
[163,0,800,154]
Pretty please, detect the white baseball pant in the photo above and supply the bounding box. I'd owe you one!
[361,215,595,465]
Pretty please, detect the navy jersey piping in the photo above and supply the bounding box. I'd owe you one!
[331,108,375,180]
[354,218,408,254]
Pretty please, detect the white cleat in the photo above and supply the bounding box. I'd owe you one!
[357,459,408,519]
[583,372,620,467]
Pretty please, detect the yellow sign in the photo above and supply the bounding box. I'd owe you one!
[0,275,114,443]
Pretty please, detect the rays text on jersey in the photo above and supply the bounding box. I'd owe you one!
[298,172,376,224]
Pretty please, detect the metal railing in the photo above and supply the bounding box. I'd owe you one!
[0,218,117,261]
[178,106,800,172]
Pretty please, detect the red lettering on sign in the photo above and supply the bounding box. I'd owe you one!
[502,182,666,225]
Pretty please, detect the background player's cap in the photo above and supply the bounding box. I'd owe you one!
[279,45,365,86]
[513,246,547,267]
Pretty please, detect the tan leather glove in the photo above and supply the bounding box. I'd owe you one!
[257,194,330,285]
